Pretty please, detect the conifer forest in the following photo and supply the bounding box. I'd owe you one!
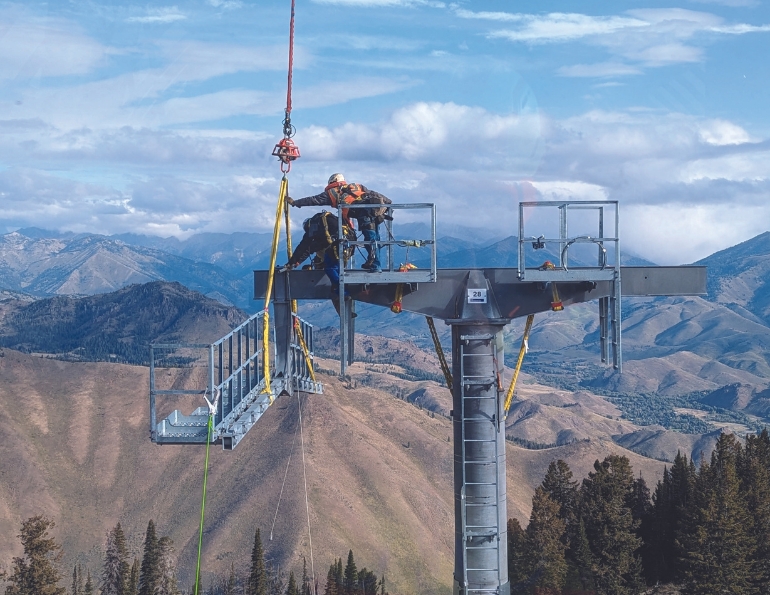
[3,430,769,595]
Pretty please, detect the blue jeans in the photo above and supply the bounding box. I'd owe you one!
[361,226,381,268]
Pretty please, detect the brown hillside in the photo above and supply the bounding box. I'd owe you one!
[0,350,667,595]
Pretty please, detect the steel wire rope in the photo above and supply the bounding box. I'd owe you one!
[269,408,301,541]
[296,388,316,591]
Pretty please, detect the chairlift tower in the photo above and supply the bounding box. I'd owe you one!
[151,200,706,595]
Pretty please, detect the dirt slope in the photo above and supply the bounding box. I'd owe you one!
[0,350,667,594]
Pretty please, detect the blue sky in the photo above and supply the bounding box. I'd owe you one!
[1,0,769,263]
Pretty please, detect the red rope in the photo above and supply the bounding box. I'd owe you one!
[272,0,300,171]
[286,0,295,117]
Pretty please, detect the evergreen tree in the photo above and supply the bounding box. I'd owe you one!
[629,474,654,586]
[301,558,312,595]
[285,572,298,595]
[101,523,130,595]
[507,518,530,592]
[570,518,595,592]
[72,564,83,595]
[342,552,357,595]
[248,529,268,595]
[377,575,386,595]
[739,429,770,594]
[541,459,579,529]
[84,572,94,595]
[138,521,160,595]
[126,560,139,595]
[580,455,643,595]
[356,569,377,595]
[156,536,178,595]
[335,559,343,595]
[680,433,756,595]
[268,565,285,595]
[4,515,67,595]
[525,487,568,592]
[324,565,338,595]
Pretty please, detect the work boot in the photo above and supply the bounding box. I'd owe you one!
[361,258,375,270]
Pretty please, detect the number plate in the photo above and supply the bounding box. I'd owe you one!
[467,289,487,304]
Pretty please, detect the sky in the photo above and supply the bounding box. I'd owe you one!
[1,0,769,264]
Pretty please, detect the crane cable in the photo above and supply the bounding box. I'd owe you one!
[503,314,535,419]
[263,0,305,396]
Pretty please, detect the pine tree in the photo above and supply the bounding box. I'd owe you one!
[247,528,268,595]
[507,518,530,592]
[342,552,357,595]
[285,572,298,595]
[680,433,756,595]
[301,558,311,595]
[156,536,179,595]
[541,459,579,529]
[525,487,568,592]
[335,559,343,595]
[356,569,376,595]
[268,565,285,595]
[571,518,595,591]
[4,515,67,595]
[72,565,83,595]
[580,455,643,595]
[629,474,654,586]
[102,523,130,595]
[138,521,160,595]
[83,572,94,595]
[126,560,139,595]
[324,565,338,595]
[740,429,770,594]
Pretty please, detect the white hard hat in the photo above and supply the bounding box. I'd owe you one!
[328,173,345,185]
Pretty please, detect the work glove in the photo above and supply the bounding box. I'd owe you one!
[286,196,296,206]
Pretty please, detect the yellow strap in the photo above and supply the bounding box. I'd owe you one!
[294,321,316,382]
[503,314,534,417]
[262,176,289,398]
[282,193,315,382]
[426,316,453,391]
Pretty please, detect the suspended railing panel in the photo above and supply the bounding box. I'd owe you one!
[150,311,321,449]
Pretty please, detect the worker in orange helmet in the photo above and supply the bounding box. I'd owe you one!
[287,173,391,273]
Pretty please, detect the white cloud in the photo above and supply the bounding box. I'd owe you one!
[296,101,544,172]
[312,0,444,6]
[207,0,244,8]
[126,7,186,23]
[0,9,109,80]
[488,14,649,43]
[459,7,770,72]
[558,62,642,78]
[1,98,768,264]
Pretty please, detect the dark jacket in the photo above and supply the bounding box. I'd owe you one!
[287,212,355,269]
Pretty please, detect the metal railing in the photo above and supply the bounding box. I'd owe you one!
[517,200,620,282]
[150,310,321,449]
[336,202,437,284]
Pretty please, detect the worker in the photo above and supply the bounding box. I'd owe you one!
[276,211,356,316]
[287,173,391,273]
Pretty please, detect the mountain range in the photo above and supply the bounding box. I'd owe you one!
[2,227,770,592]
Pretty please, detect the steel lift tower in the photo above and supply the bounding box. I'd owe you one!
[151,200,706,595]
[253,200,706,595]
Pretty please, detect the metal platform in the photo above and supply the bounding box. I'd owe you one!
[336,201,437,284]
[149,310,321,450]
